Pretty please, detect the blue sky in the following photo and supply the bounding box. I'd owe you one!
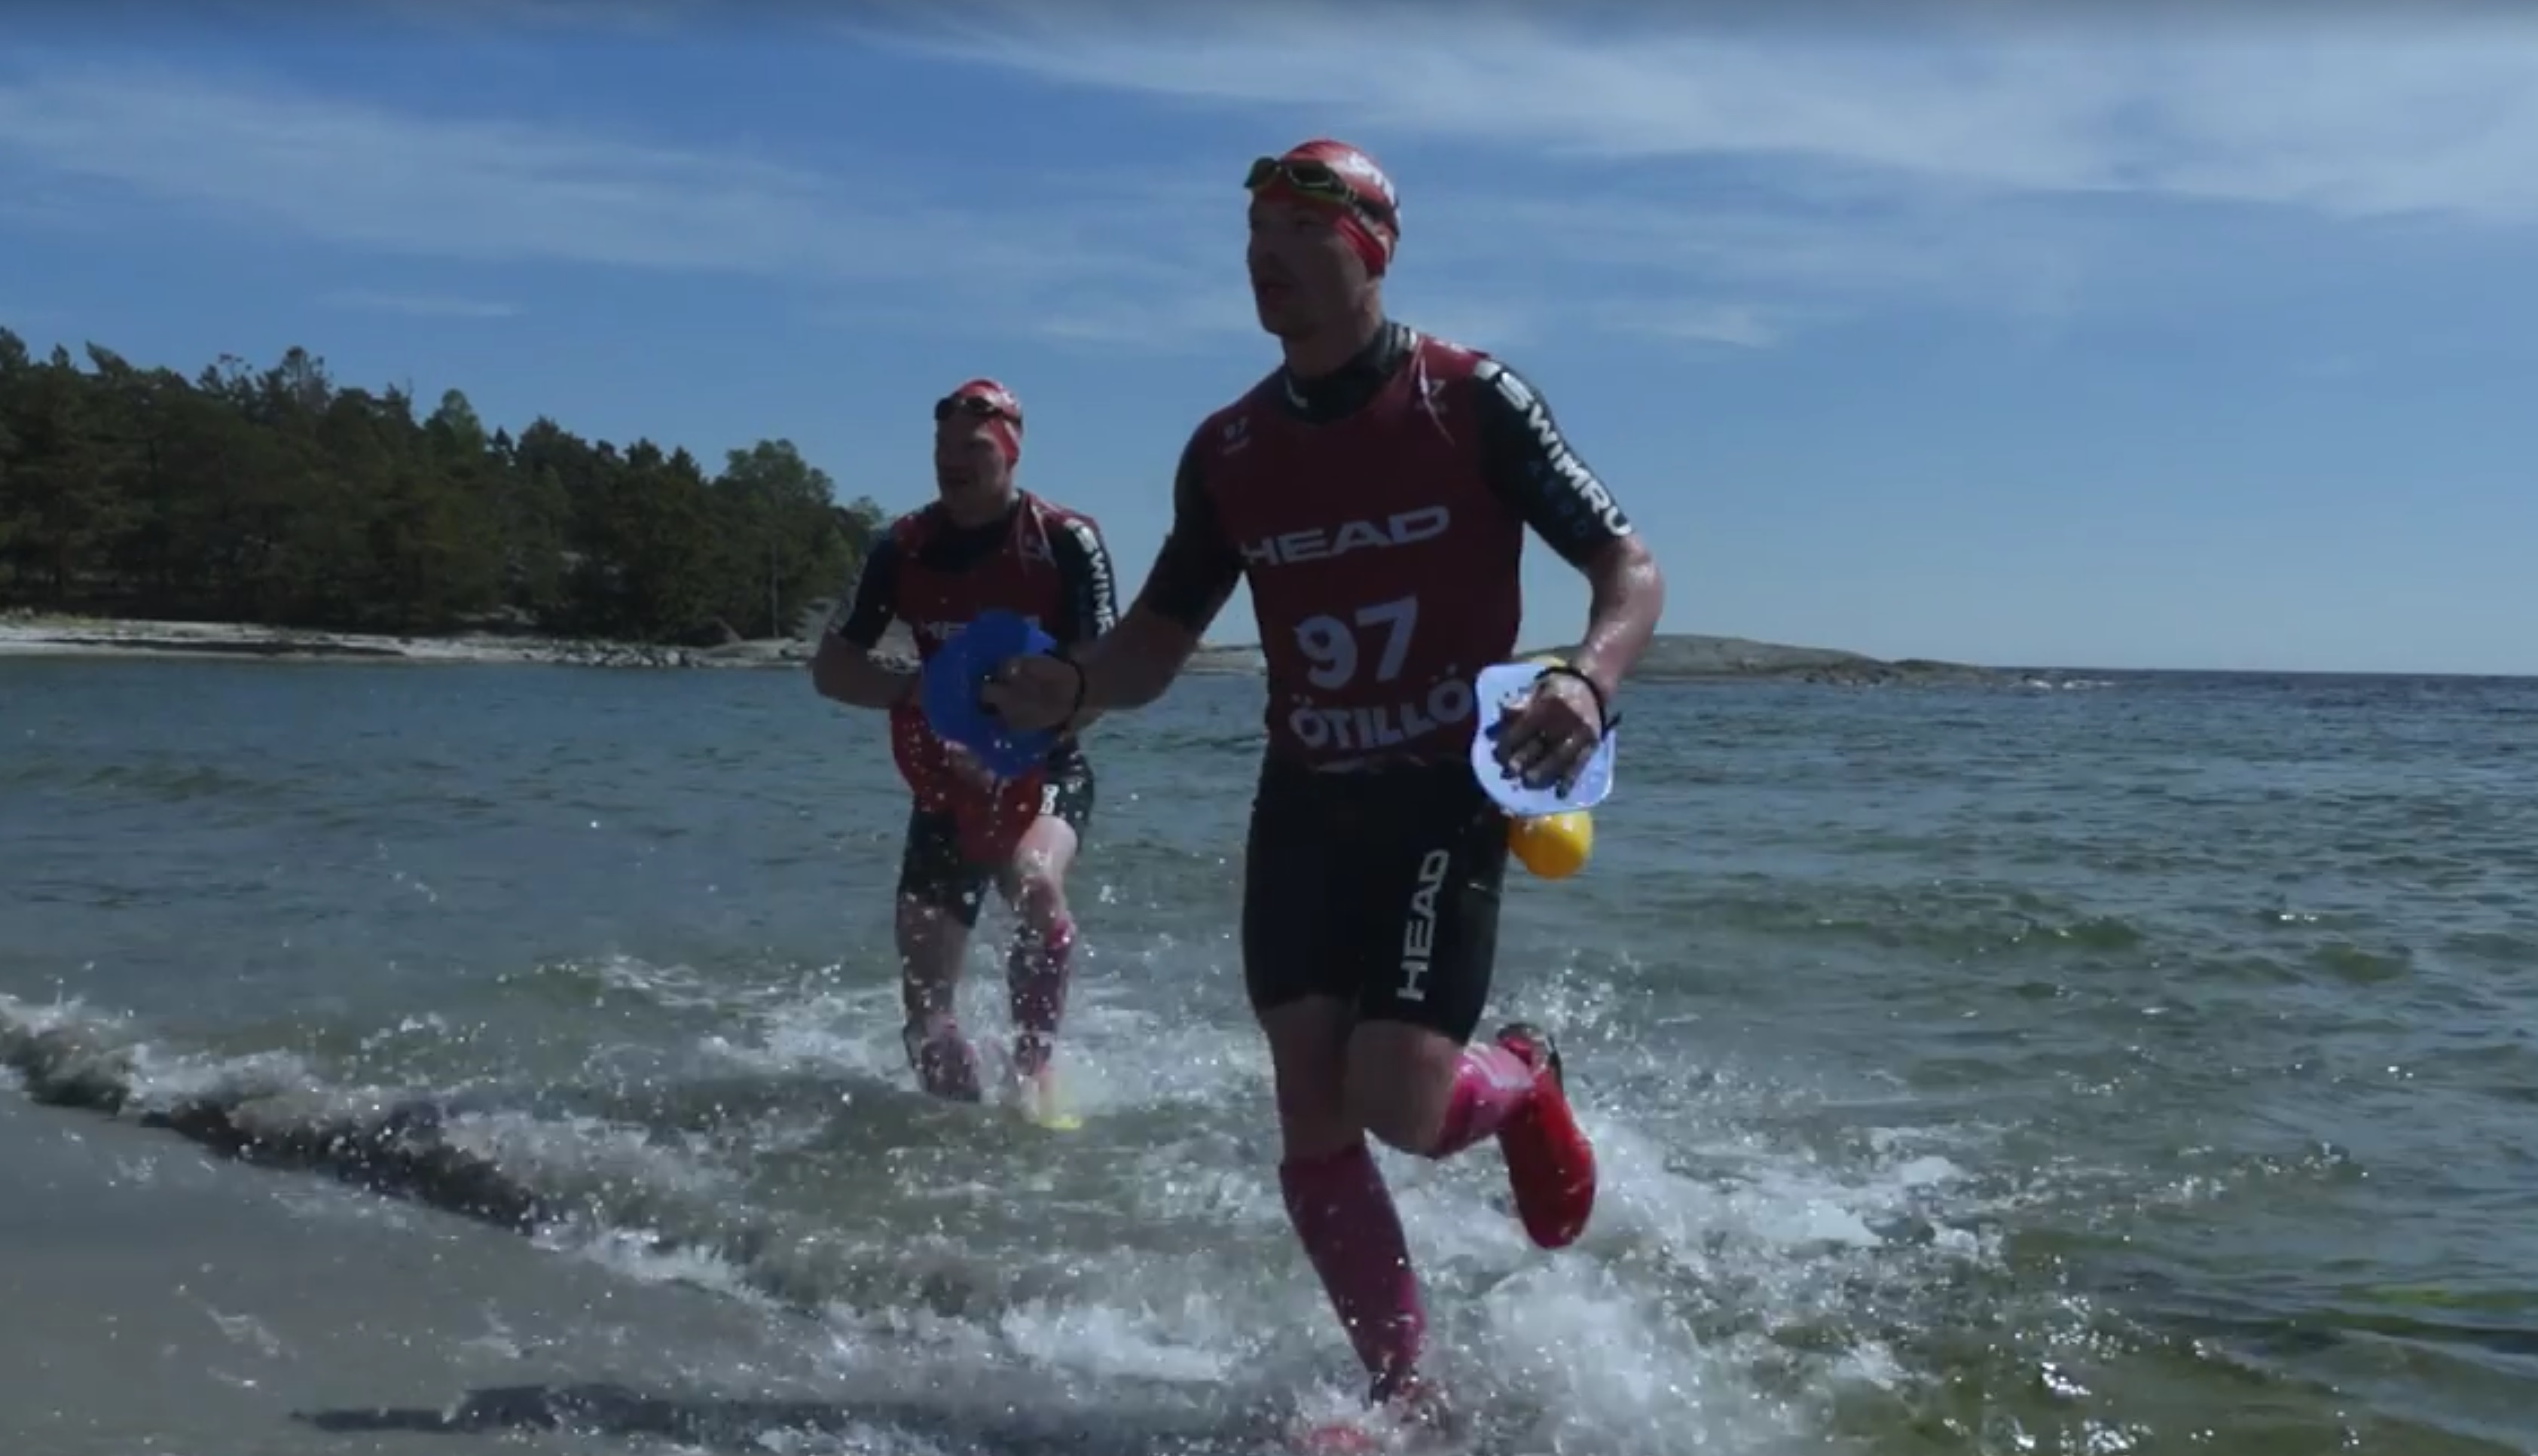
[4,1,2534,674]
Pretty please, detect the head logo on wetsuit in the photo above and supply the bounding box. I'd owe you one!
[1197,331,1524,768]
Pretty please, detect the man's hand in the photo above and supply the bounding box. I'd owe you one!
[942,741,1000,792]
[1488,670,1608,792]
[979,655,1086,734]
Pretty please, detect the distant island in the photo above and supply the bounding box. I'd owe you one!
[1042,631,2000,686]
[1522,632,1999,687]
[1,607,2003,687]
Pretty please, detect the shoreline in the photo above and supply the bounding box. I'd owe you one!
[0,614,2014,685]
[0,615,1275,676]
[0,615,774,670]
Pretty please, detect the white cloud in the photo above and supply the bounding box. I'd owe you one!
[1408,189,2095,325]
[0,52,1296,353]
[14,8,2533,360]
[0,59,1197,335]
[319,289,521,319]
[1598,301,1784,350]
[0,66,926,277]
[844,2,2538,349]
[864,2,2538,226]
[1025,290,1260,352]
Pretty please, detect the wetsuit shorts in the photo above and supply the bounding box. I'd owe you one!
[1239,753,1510,1044]
[897,743,1096,929]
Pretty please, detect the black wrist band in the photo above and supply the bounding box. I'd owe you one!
[1540,663,1617,737]
[1058,646,1090,725]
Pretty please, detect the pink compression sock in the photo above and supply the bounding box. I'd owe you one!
[1280,1141,1425,1390]
[1424,1041,1539,1158]
[1007,916,1074,1077]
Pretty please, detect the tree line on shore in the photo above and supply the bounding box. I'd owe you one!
[0,327,889,643]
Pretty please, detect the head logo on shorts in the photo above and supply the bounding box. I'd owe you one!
[1396,846,1452,1003]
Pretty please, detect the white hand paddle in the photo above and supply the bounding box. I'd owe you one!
[1468,661,1617,817]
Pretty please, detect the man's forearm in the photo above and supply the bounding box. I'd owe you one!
[811,643,918,710]
[1075,606,1202,715]
[1565,537,1666,707]
[1059,648,1109,737]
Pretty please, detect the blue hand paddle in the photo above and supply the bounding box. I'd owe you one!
[1468,661,1618,817]
[920,609,1062,779]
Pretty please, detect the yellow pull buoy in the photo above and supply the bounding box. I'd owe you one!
[1508,809,1593,879]
[1502,650,1595,880]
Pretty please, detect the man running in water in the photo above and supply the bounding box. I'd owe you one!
[810,378,1119,1119]
[983,141,1666,1424]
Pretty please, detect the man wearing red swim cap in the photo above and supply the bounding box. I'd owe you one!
[987,139,1668,1428]
[812,378,1119,1124]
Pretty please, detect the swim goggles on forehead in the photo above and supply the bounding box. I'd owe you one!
[933,392,1015,425]
[1244,155,1394,226]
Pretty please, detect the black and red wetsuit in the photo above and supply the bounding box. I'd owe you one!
[1135,320,1635,1041]
[829,491,1118,926]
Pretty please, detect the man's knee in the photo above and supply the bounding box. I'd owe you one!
[1010,868,1067,929]
[1344,925,1494,1153]
[1345,1016,1465,1154]
[1003,817,1078,927]
[1259,997,1357,1158]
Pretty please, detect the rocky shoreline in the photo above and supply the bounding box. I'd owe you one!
[0,615,1276,675]
[0,614,2009,686]
[0,615,784,670]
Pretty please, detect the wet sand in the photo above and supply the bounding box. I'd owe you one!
[0,1091,834,1456]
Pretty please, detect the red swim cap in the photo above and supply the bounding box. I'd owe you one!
[936,377,1023,465]
[1250,138,1400,277]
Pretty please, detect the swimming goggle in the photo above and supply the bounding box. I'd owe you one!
[933,392,1016,426]
[1244,156,1395,227]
